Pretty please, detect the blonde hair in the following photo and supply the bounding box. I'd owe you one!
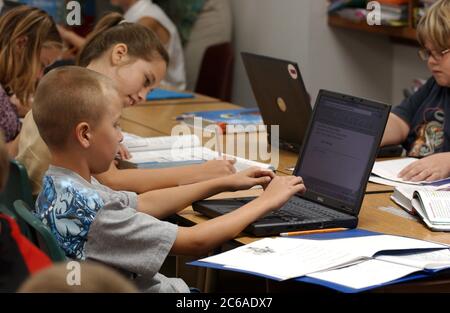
[77,12,169,67]
[18,261,137,293]
[0,6,62,106]
[417,0,450,51]
[33,66,119,149]
[0,133,9,191]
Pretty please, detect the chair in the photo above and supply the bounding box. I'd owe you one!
[0,160,34,238]
[14,200,66,262]
[195,42,234,102]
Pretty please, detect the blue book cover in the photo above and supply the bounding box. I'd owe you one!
[146,88,195,101]
[177,108,263,126]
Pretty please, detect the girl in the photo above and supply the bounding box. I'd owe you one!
[0,6,62,157]
[17,12,235,195]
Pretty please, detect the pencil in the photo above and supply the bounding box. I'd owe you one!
[279,228,348,237]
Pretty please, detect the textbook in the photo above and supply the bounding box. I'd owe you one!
[390,184,450,215]
[412,191,450,231]
[120,133,274,172]
[146,88,195,101]
[189,229,450,292]
[176,108,264,134]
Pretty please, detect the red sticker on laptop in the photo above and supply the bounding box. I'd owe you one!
[288,64,298,80]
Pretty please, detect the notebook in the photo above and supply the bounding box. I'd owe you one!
[146,88,195,101]
[241,52,312,152]
[193,90,390,236]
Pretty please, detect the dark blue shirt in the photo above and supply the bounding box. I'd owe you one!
[392,77,450,157]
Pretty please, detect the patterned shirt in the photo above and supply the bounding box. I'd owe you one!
[35,166,137,259]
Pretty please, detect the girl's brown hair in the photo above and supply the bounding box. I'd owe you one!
[0,6,62,105]
[417,0,450,51]
[77,12,169,67]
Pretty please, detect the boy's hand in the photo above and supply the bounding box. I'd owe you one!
[257,176,306,210]
[398,152,450,182]
[224,167,275,191]
[199,158,237,177]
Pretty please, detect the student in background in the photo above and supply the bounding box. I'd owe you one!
[58,0,186,90]
[0,6,62,157]
[18,261,138,293]
[381,0,450,182]
[33,67,305,292]
[17,13,235,195]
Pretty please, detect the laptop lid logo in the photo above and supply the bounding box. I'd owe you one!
[288,64,298,80]
[277,97,287,112]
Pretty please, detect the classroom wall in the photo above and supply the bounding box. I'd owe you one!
[229,0,428,108]
[391,44,430,105]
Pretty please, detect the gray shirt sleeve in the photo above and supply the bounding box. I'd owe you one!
[84,202,188,293]
[91,177,138,210]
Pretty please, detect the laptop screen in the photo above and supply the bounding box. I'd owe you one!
[294,92,388,212]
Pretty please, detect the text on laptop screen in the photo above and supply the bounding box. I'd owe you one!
[296,95,384,207]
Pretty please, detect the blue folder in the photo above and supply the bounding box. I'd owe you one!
[146,88,195,101]
[188,229,448,293]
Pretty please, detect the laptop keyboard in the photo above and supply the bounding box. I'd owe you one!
[230,197,350,223]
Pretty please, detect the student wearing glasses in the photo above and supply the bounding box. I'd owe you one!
[380,0,450,182]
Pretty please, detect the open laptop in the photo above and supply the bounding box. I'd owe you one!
[193,90,390,236]
[241,52,312,152]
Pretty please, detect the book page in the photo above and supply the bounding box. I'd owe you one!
[200,237,363,281]
[307,259,419,290]
[123,134,200,152]
[416,191,450,223]
[376,249,450,270]
[371,158,422,185]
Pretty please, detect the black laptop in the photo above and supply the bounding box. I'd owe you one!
[193,90,390,236]
[241,52,312,152]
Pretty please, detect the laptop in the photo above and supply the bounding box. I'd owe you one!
[241,52,312,152]
[193,90,390,236]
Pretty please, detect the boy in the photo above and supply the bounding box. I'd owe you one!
[34,67,305,292]
[381,0,450,182]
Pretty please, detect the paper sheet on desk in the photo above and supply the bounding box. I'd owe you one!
[371,158,450,187]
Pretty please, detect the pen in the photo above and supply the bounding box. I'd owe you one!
[279,228,348,237]
[215,125,222,158]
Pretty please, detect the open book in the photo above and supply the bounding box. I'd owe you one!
[120,133,274,172]
[412,190,450,231]
[390,184,450,215]
[189,230,450,292]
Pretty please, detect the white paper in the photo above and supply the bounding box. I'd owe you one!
[377,249,450,270]
[307,259,419,290]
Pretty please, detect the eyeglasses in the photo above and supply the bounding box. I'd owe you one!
[418,48,450,61]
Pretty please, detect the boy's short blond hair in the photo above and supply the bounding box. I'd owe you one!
[18,261,137,293]
[417,0,450,51]
[33,66,120,150]
[0,133,9,191]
